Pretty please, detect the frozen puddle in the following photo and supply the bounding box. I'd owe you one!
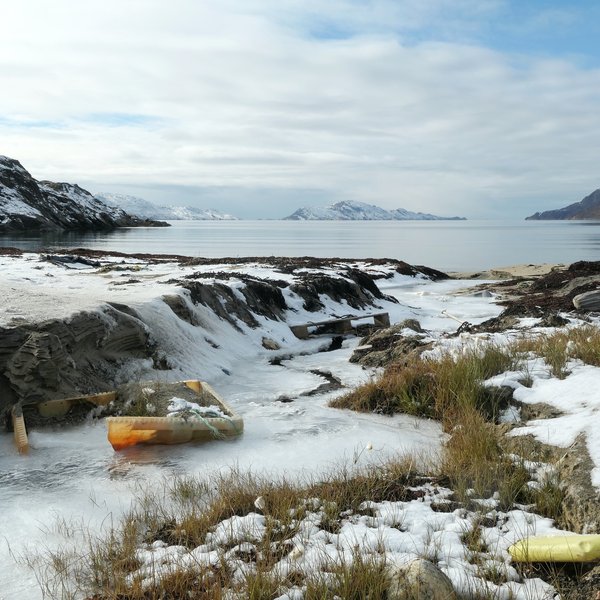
[0,277,502,600]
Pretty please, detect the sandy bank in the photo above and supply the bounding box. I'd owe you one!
[448,262,568,279]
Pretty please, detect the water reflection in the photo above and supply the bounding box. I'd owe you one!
[1,219,600,271]
[0,228,137,251]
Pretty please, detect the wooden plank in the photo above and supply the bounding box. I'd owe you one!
[290,312,390,338]
[11,406,29,454]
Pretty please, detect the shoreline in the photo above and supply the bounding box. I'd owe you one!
[448,262,568,280]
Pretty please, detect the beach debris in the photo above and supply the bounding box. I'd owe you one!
[509,534,600,563]
[290,312,390,339]
[106,380,243,450]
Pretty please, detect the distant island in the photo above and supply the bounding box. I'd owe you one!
[284,200,466,221]
[96,193,238,221]
[526,188,600,220]
[0,156,166,233]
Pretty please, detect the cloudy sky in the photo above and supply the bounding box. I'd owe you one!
[1,0,600,219]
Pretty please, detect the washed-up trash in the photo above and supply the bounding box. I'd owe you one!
[106,380,243,450]
[509,534,600,562]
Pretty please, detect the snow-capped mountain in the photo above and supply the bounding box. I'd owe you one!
[96,193,238,221]
[284,200,465,221]
[0,156,164,232]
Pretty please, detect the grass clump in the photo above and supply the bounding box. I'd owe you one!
[513,324,600,379]
[331,333,578,514]
[331,343,517,425]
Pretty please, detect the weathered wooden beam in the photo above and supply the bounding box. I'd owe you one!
[290,312,390,338]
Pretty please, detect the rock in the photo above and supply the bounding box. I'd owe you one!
[350,320,429,367]
[0,304,155,424]
[290,274,379,311]
[557,435,600,534]
[261,337,281,350]
[573,289,600,311]
[386,558,457,600]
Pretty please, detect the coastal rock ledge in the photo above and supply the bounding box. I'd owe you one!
[0,251,445,425]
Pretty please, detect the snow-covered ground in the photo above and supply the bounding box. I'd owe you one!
[0,253,593,599]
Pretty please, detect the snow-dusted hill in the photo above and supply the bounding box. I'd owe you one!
[96,193,237,221]
[285,200,465,221]
[0,156,165,232]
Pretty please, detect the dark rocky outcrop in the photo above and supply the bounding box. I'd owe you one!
[526,188,600,220]
[0,305,156,425]
[467,262,600,330]
[0,253,441,425]
[290,272,393,312]
[350,320,430,367]
[0,155,167,232]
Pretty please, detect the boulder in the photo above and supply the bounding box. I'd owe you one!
[261,337,281,350]
[573,289,600,311]
[386,558,457,600]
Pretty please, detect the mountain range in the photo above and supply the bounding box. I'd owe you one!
[284,200,465,221]
[95,193,237,221]
[0,156,165,233]
[526,189,600,220]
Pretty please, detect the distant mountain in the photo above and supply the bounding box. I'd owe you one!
[0,156,166,233]
[284,200,466,221]
[526,189,600,220]
[96,193,238,221]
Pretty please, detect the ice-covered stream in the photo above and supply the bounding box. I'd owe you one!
[0,258,502,599]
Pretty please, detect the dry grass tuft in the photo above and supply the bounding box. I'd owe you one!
[331,343,517,426]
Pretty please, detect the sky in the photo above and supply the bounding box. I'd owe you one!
[1,0,600,219]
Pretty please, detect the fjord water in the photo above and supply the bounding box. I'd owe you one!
[1,219,600,271]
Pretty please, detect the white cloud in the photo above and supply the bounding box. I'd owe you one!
[1,0,599,218]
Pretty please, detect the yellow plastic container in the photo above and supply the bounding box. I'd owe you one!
[37,391,116,418]
[509,534,600,562]
[106,380,243,451]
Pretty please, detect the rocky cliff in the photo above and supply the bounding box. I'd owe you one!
[526,189,600,220]
[0,156,168,232]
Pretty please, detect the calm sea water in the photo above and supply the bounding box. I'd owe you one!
[1,219,600,272]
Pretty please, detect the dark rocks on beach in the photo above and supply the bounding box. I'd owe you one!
[469,261,600,328]
[351,320,430,367]
[1,256,409,424]
[290,272,393,312]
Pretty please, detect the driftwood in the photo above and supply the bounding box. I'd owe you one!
[573,290,600,311]
[290,312,390,339]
